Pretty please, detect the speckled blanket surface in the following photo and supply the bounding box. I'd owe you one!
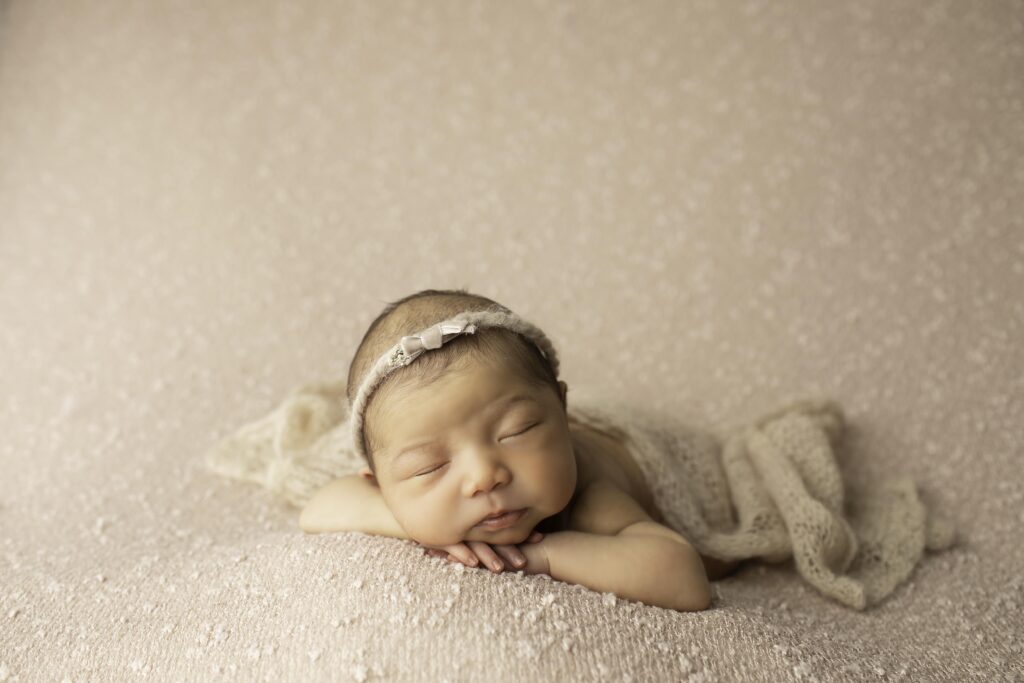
[2,1,1022,681]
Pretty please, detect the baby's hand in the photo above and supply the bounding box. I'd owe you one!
[423,530,545,573]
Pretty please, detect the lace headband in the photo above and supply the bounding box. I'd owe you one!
[348,306,561,463]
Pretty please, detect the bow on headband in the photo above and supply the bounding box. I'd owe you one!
[387,321,478,369]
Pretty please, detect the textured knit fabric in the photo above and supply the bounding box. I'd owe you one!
[204,383,956,610]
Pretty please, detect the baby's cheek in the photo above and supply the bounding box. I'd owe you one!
[398,511,462,547]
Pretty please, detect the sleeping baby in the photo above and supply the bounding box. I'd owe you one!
[299,287,740,612]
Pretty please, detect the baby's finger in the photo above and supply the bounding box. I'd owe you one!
[491,545,527,570]
[431,543,478,568]
[467,541,506,572]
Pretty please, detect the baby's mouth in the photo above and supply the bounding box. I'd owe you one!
[474,508,527,529]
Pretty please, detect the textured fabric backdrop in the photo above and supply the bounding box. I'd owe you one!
[1,1,1022,681]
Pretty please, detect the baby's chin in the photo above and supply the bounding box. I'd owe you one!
[415,515,536,547]
[467,526,531,545]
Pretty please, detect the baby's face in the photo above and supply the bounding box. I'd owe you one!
[364,357,576,547]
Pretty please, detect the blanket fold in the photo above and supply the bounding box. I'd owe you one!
[203,382,955,610]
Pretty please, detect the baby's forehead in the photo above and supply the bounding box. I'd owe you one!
[375,377,540,437]
[390,354,523,396]
[365,349,541,439]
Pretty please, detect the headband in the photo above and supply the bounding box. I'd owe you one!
[349,305,561,463]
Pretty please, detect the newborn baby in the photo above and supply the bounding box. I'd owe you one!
[300,288,737,612]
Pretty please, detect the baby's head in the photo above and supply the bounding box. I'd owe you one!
[346,288,577,547]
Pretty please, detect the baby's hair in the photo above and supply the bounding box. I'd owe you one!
[346,287,561,474]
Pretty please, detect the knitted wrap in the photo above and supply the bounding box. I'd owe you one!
[563,394,956,610]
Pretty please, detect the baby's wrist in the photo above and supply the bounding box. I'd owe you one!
[520,539,550,576]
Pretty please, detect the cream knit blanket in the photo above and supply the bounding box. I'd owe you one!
[204,382,956,610]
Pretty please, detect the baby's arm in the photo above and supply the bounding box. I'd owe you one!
[299,476,534,571]
[539,479,712,612]
[299,475,410,540]
[537,526,710,612]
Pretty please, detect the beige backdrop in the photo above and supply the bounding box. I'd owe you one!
[1,1,1022,681]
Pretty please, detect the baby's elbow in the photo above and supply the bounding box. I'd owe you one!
[670,580,712,612]
[681,583,713,612]
[298,504,317,534]
[299,499,332,534]
[669,545,713,612]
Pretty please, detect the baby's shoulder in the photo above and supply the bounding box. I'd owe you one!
[534,417,663,536]
[565,477,658,536]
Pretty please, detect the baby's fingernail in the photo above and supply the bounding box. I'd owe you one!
[513,556,525,566]
[491,560,503,571]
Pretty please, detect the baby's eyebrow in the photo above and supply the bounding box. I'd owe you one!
[388,394,536,465]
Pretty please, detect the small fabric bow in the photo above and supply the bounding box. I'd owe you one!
[388,321,478,368]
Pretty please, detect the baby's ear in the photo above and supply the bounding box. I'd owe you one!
[558,380,568,407]
[358,466,378,486]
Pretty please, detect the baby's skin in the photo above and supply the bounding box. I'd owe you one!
[421,529,549,574]
[356,355,578,568]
